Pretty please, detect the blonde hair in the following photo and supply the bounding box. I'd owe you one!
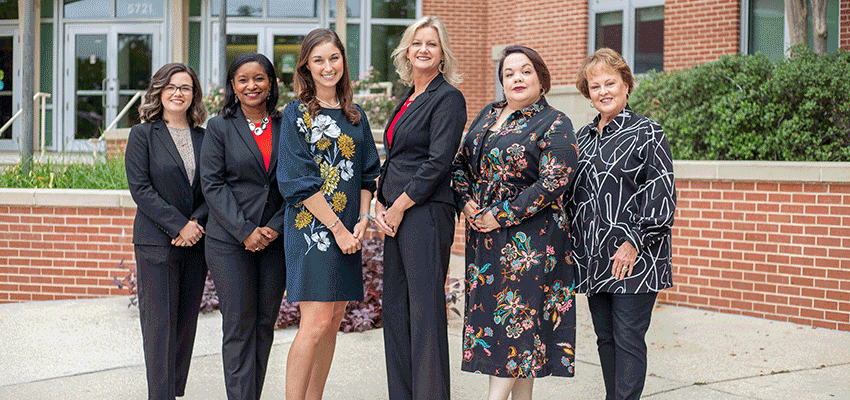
[575,48,634,99]
[391,16,462,87]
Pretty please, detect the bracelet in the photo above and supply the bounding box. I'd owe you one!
[328,216,340,229]
[359,213,374,221]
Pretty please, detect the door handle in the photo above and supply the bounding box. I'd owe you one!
[101,77,108,108]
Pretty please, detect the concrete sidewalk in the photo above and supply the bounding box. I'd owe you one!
[1,257,849,399]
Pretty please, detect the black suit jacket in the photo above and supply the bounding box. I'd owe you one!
[125,120,208,246]
[377,73,467,208]
[200,108,286,246]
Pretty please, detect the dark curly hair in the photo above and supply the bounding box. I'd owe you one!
[138,63,207,127]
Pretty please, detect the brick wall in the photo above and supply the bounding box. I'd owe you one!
[0,190,136,302]
[447,162,850,332]
[664,0,740,70]
[664,175,850,331]
[842,0,850,50]
[424,0,491,127]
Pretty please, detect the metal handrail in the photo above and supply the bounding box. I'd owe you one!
[0,92,52,156]
[100,91,144,139]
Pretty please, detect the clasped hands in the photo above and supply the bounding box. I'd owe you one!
[243,226,279,252]
[462,200,499,233]
[172,219,204,247]
[374,201,406,237]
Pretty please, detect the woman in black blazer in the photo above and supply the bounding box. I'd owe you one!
[199,53,286,400]
[373,16,467,400]
[125,63,208,400]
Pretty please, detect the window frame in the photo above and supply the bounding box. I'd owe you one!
[587,0,665,72]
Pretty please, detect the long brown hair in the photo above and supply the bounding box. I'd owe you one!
[293,28,360,124]
[138,63,207,127]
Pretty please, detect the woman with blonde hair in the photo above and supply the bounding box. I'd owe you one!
[373,15,467,400]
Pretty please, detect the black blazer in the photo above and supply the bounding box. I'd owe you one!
[126,120,208,246]
[377,73,467,208]
[200,108,286,246]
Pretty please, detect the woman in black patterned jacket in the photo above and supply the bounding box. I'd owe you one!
[568,48,677,400]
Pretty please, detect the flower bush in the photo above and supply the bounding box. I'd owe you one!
[352,66,398,130]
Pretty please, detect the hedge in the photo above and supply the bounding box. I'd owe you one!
[630,48,850,161]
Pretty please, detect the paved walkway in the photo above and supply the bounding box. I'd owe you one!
[1,256,849,399]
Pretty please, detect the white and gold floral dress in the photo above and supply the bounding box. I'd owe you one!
[277,101,380,302]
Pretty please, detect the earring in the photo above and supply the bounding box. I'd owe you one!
[439,60,446,73]
[235,96,239,104]
[589,101,594,110]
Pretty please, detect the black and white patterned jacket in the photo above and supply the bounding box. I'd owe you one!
[567,106,676,295]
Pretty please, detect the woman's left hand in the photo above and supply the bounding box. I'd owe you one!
[352,217,371,241]
[610,241,638,280]
[471,212,499,233]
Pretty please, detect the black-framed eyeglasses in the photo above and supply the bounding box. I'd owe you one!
[164,85,194,95]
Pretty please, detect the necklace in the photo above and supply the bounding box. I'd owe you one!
[246,115,269,136]
[317,97,340,108]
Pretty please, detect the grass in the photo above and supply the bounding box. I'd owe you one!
[0,156,128,190]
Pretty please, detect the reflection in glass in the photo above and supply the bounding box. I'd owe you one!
[371,25,406,96]
[273,35,306,90]
[634,6,664,74]
[371,0,415,19]
[65,0,111,19]
[329,0,360,18]
[226,35,259,71]
[0,36,12,139]
[595,11,623,54]
[76,95,104,139]
[0,0,17,19]
[748,0,784,62]
[76,35,107,91]
[117,34,153,90]
[211,0,263,17]
[269,0,317,18]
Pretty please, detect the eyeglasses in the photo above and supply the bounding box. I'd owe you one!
[163,85,194,95]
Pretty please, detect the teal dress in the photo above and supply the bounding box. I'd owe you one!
[277,101,381,302]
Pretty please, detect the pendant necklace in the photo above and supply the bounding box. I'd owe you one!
[317,97,340,108]
[247,114,269,136]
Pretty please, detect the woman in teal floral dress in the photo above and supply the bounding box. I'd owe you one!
[276,29,380,400]
[451,45,578,400]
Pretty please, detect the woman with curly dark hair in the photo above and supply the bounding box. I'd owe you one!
[125,62,208,400]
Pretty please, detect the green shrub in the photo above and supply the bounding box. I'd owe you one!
[0,157,128,189]
[630,48,850,161]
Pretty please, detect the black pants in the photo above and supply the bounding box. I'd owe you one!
[205,237,286,400]
[382,202,455,400]
[135,244,207,400]
[588,292,659,400]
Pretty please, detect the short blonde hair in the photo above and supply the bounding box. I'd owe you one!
[391,16,462,87]
[575,48,635,99]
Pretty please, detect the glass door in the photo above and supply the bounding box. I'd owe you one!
[209,23,315,90]
[63,24,160,151]
[0,26,19,151]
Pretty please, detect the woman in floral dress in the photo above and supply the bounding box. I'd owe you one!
[451,45,578,400]
[276,29,380,400]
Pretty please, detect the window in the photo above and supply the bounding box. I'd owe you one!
[743,0,840,61]
[589,0,665,74]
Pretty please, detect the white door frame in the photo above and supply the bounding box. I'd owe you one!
[63,23,161,152]
[0,26,20,152]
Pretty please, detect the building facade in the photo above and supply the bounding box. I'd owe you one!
[0,0,847,157]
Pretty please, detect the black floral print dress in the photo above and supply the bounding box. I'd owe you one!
[451,98,578,378]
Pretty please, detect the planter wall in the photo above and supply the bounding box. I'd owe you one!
[1,161,849,331]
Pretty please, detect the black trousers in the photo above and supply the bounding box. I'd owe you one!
[588,292,659,400]
[135,244,207,400]
[205,237,286,400]
[382,202,455,400]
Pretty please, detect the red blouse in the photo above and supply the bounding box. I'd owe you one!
[252,122,273,171]
[386,97,414,148]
